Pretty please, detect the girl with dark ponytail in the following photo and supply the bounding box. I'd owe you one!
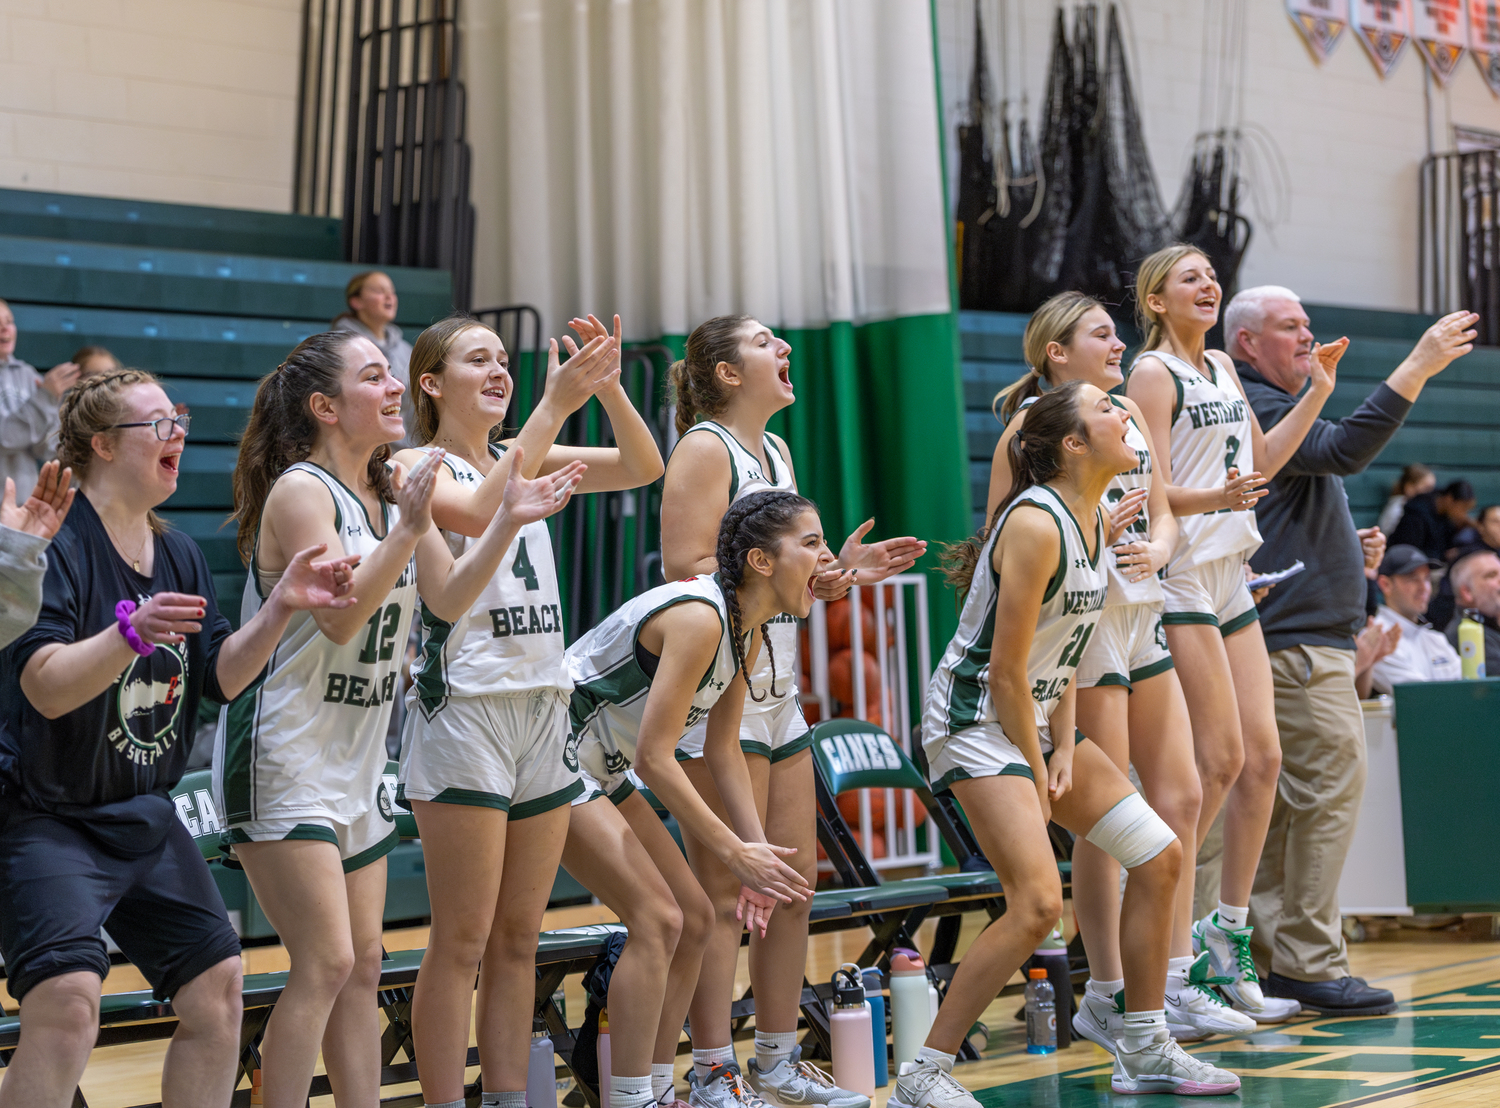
[661,315,924,1108]
[214,329,583,1108]
[901,381,1240,1108]
[561,490,832,1108]
[986,294,1238,1046]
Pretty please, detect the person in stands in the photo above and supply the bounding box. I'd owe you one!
[1362,545,1461,696]
[71,347,123,380]
[1377,464,1434,536]
[1390,479,1476,563]
[1445,549,1500,666]
[0,299,81,500]
[1222,284,1476,1017]
[332,271,416,444]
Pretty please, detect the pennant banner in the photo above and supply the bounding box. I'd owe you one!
[1352,0,1413,74]
[1473,0,1500,92]
[1289,0,1350,59]
[1415,0,1468,82]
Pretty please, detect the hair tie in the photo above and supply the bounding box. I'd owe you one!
[1016,429,1028,444]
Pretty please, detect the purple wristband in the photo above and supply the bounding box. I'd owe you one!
[115,600,155,656]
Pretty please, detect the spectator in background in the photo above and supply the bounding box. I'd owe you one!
[0,298,81,500]
[1390,478,1476,562]
[1225,285,1476,1016]
[1452,502,1500,553]
[331,270,414,443]
[71,346,122,380]
[1362,545,1461,697]
[1378,463,1435,535]
[1445,549,1500,666]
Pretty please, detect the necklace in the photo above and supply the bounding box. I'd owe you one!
[101,515,150,573]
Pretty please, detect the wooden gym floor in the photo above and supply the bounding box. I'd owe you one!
[7,907,1500,1106]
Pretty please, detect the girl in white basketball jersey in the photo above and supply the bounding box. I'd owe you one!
[900,382,1236,1106]
[989,293,1254,1046]
[1125,245,1344,1022]
[390,312,664,1108]
[660,317,925,1108]
[565,490,831,1108]
[218,330,582,1108]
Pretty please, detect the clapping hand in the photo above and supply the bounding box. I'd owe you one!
[391,449,444,537]
[0,460,74,540]
[271,543,362,612]
[500,446,587,525]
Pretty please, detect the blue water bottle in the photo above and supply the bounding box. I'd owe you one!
[862,967,888,1087]
[1025,968,1057,1054]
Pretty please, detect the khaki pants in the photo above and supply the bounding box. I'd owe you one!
[1249,644,1367,982]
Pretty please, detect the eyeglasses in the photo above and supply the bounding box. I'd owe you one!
[111,414,191,440]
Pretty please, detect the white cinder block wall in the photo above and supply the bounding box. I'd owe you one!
[934,0,1500,312]
[0,0,301,211]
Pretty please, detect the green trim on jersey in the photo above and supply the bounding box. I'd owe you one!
[510,780,585,820]
[303,461,391,539]
[413,603,458,716]
[1021,501,1073,605]
[221,672,266,824]
[944,568,999,730]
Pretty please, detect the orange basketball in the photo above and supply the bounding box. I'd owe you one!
[826,599,878,652]
[828,649,882,709]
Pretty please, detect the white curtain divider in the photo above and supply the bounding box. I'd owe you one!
[466,0,952,339]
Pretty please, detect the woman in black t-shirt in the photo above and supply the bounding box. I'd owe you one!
[0,368,358,1108]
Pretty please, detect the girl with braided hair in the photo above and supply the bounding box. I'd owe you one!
[563,489,833,1108]
[900,381,1238,1106]
[989,293,1249,1046]
[660,316,924,1108]
[213,330,583,1108]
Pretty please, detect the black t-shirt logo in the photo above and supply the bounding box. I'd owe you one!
[109,642,187,766]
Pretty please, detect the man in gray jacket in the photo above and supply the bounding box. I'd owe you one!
[1227,290,1476,1015]
[0,300,80,500]
[0,459,75,649]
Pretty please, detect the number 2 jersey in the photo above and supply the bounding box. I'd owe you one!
[408,444,569,713]
[1136,350,1261,572]
[213,462,417,825]
[923,484,1108,748]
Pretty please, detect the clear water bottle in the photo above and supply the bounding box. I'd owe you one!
[1025,968,1057,1054]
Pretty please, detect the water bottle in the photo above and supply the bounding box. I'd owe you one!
[889,950,934,1067]
[1025,968,1057,1054]
[1460,609,1486,679]
[528,1018,557,1108]
[861,967,888,1087]
[828,963,875,1097]
[1031,918,1071,1049]
[597,1008,612,1104]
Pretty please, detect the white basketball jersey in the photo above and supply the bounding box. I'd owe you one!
[408,445,568,713]
[214,463,417,825]
[1136,350,1261,571]
[923,484,1108,748]
[678,421,798,703]
[565,574,741,784]
[1016,395,1162,606]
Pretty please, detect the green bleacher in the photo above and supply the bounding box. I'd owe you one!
[1,185,457,620]
[959,306,1500,532]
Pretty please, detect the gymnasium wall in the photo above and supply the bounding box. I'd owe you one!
[934,0,1500,313]
[0,0,299,211]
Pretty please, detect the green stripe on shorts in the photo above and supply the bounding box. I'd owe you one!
[1220,608,1260,637]
[1162,612,1219,627]
[1129,656,1175,683]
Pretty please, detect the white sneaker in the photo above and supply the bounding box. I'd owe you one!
[1111,1029,1242,1095]
[1165,952,1258,1040]
[888,1057,981,1108]
[747,1048,871,1108]
[689,1064,770,1108]
[1071,987,1124,1055]
[1192,912,1302,1023]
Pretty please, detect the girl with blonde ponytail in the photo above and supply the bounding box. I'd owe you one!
[908,381,1238,1103]
[660,316,925,1108]
[988,293,1240,1046]
[1124,245,1345,1023]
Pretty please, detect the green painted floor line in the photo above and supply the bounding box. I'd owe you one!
[966,975,1500,1107]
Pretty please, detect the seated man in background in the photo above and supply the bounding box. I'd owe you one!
[1363,545,1461,697]
[1445,549,1500,669]
[1390,478,1476,562]
[0,300,79,501]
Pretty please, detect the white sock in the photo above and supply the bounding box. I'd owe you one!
[1086,976,1124,1001]
[611,1074,654,1108]
[755,1030,798,1072]
[428,1102,465,1108]
[651,1062,676,1103]
[1167,955,1194,977]
[692,1045,736,1083]
[1122,1009,1166,1052]
[481,1093,523,1108]
[916,1046,955,1072]
[1217,902,1249,931]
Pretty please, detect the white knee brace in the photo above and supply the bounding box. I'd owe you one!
[1084,792,1177,869]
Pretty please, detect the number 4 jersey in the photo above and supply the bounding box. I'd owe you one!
[923,484,1108,750]
[409,445,569,712]
[214,462,418,826]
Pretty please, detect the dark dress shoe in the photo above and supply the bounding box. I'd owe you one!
[1264,972,1396,1016]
